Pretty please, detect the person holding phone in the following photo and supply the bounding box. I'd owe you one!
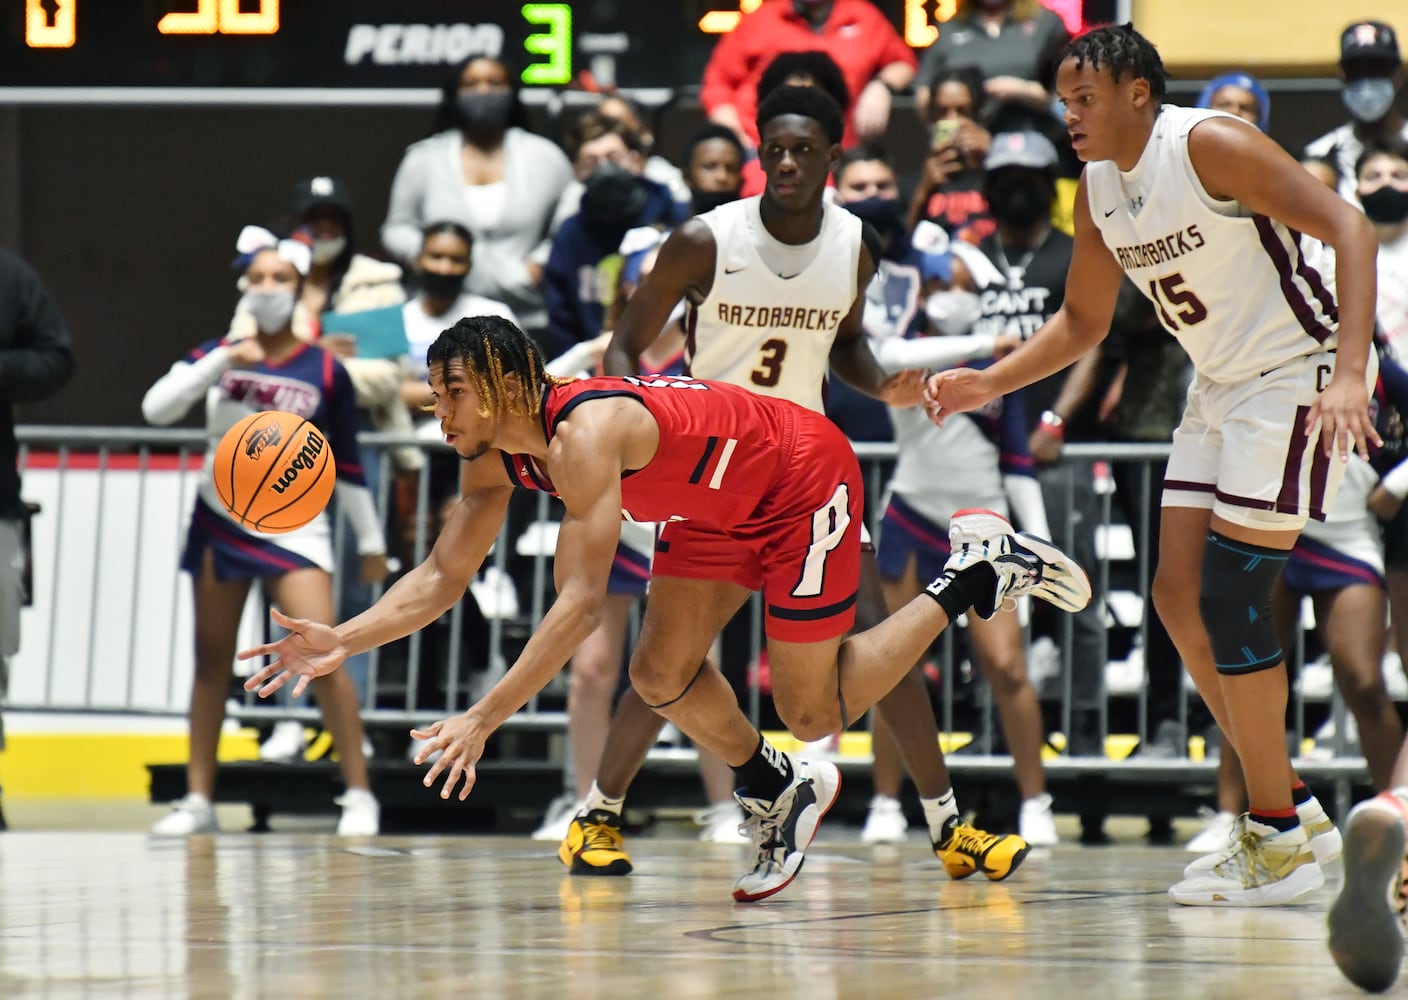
[909,67,995,244]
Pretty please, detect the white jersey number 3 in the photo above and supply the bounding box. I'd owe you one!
[792,483,851,598]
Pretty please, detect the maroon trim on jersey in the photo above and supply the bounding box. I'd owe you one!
[1213,488,1326,521]
[1287,227,1339,323]
[1275,405,1311,512]
[1254,215,1333,343]
[1163,479,1215,494]
[1307,441,1331,519]
[767,591,858,621]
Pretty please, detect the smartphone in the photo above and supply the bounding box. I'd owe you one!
[932,118,961,147]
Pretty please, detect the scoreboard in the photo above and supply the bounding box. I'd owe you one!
[6,1,1090,91]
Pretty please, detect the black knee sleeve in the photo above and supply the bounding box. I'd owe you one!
[1199,531,1288,675]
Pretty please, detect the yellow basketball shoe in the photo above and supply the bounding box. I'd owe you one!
[1328,794,1408,993]
[935,819,1031,881]
[558,809,633,876]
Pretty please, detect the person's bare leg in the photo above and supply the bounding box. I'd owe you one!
[186,550,252,798]
[864,552,950,797]
[970,612,1047,801]
[1318,586,1404,789]
[565,595,634,800]
[266,567,370,791]
[1152,507,1237,742]
[1215,741,1247,814]
[625,577,758,764]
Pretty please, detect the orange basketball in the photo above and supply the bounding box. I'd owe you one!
[212,410,335,534]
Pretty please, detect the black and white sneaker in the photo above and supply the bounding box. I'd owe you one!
[731,756,841,903]
[932,508,1091,620]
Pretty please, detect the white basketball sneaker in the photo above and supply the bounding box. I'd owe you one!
[152,793,218,836]
[933,509,1092,620]
[1168,815,1324,906]
[732,756,841,902]
[1184,796,1340,877]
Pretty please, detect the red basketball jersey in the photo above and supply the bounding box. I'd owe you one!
[502,374,806,527]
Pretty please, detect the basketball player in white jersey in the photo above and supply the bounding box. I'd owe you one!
[931,24,1382,909]
[558,86,1034,894]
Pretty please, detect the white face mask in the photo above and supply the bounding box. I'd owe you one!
[310,236,347,265]
[925,289,983,335]
[242,290,297,334]
[1343,77,1397,124]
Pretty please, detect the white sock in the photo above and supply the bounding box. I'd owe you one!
[583,781,625,817]
[921,789,959,842]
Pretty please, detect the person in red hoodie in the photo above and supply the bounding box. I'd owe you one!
[701,0,915,151]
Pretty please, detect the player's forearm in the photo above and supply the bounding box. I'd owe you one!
[986,308,1101,398]
[468,592,603,730]
[1329,212,1380,379]
[829,336,890,398]
[335,559,465,656]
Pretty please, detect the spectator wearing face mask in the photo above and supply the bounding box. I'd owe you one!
[1358,145,1408,358]
[542,117,689,357]
[1196,71,1270,132]
[1305,21,1408,202]
[381,56,572,338]
[552,96,693,230]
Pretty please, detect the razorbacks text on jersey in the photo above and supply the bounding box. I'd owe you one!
[1087,105,1339,384]
[685,197,861,413]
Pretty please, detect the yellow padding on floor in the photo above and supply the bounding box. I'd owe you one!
[0,730,260,798]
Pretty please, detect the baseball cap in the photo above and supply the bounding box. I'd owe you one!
[984,131,1060,172]
[1341,21,1401,68]
[289,175,353,218]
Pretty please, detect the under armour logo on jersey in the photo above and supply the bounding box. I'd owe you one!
[1130,196,1145,213]
[310,177,336,196]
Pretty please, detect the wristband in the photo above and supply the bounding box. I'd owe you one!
[1039,410,1065,438]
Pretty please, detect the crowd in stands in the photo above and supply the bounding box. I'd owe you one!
[121,2,1408,847]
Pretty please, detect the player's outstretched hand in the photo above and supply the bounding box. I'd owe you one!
[410,714,490,801]
[924,367,994,426]
[238,608,348,699]
[1307,376,1382,462]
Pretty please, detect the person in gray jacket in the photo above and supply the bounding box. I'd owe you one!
[381,56,573,339]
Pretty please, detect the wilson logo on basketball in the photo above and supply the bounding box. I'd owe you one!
[244,423,283,460]
[270,430,325,495]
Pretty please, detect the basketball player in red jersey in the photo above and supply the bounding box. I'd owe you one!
[558,84,1034,888]
[241,315,1089,901]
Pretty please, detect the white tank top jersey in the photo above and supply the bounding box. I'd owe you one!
[1087,105,1339,384]
[687,196,862,413]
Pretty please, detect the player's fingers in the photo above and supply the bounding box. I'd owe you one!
[291,674,312,699]
[439,759,464,800]
[236,642,279,662]
[458,765,478,802]
[255,671,291,699]
[422,747,449,785]
[409,723,441,742]
[242,665,274,692]
[268,607,304,629]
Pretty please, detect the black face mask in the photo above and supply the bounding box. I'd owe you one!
[691,188,738,216]
[418,269,467,301]
[1362,185,1408,225]
[456,91,513,132]
[581,163,648,237]
[989,176,1052,229]
[839,196,908,258]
